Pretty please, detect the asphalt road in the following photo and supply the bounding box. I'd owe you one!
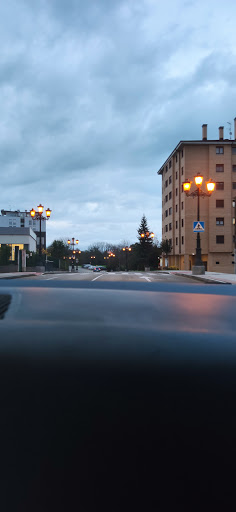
[25,268,203,284]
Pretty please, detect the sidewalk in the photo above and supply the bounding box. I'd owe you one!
[168,270,236,285]
[0,272,40,279]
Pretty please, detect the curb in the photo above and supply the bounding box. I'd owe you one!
[172,272,231,285]
[0,273,39,280]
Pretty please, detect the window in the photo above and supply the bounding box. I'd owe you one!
[181,201,184,210]
[165,225,168,233]
[176,188,178,196]
[233,165,236,172]
[181,150,184,158]
[176,237,178,245]
[169,161,172,169]
[232,147,236,154]
[181,236,184,244]
[216,164,224,172]
[176,204,178,213]
[169,176,172,185]
[169,207,172,215]
[216,147,224,154]
[166,165,168,173]
[216,261,220,265]
[181,219,184,227]
[216,200,224,208]
[20,218,25,227]
[165,210,168,218]
[165,195,168,203]
[233,183,236,189]
[169,191,172,200]
[176,154,178,162]
[216,218,224,225]
[176,221,178,229]
[165,180,168,188]
[181,167,184,175]
[216,235,224,244]
[216,182,224,190]
[176,171,178,179]
[169,223,172,231]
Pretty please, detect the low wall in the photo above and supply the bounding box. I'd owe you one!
[0,265,18,273]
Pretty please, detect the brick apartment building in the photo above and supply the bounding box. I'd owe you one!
[158,119,236,273]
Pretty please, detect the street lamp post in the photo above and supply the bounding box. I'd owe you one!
[140,231,154,270]
[122,246,132,271]
[67,238,79,271]
[183,173,215,275]
[30,204,52,266]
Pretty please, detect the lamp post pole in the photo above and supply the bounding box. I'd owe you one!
[122,246,132,271]
[30,205,51,267]
[195,186,202,266]
[183,174,215,275]
[68,238,79,271]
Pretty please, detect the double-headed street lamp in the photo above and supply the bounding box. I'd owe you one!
[67,238,79,269]
[183,173,215,271]
[140,231,154,239]
[122,246,132,271]
[30,204,52,260]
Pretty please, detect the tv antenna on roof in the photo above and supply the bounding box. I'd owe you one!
[227,121,232,140]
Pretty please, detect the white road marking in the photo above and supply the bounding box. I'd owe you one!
[139,276,151,282]
[92,274,105,282]
[46,276,59,280]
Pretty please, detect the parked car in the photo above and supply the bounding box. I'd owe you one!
[93,266,101,272]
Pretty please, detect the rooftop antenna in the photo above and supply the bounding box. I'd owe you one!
[227,121,232,140]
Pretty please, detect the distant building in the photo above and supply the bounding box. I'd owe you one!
[0,227,36,260]
[158,119,236,273]
[0,210,46,252]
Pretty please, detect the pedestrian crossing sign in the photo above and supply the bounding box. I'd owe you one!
[193,221,205,232]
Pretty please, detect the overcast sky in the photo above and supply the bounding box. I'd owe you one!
[1,0,236,248]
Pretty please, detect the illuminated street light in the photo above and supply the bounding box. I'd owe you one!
[67,237,80,270]
[183,173,215,273]
[122,246,132,271]
[30,204,52,260]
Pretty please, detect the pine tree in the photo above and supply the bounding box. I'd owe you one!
[137,215,154,267]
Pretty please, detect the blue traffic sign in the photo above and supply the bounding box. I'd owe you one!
[193,221,205,232]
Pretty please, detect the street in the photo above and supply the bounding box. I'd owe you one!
[25,267,203,284]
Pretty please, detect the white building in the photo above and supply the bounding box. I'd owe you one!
[0,227,37,260]
[0,210,46,251]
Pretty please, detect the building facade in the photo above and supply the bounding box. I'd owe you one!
[0,210,46,252]
[0,227,37,260]
[158,119,236,273]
